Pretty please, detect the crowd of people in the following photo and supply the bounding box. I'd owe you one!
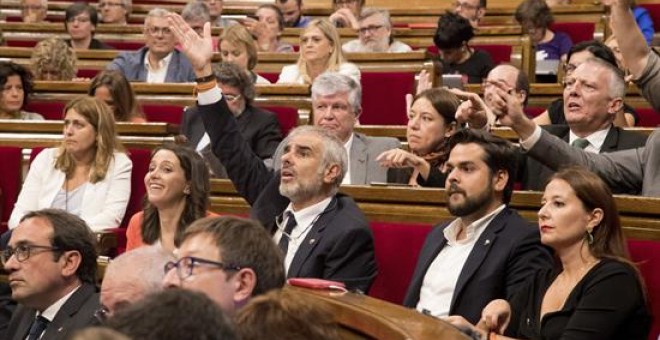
[0,0,657,339]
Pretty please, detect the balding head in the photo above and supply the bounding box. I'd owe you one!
[483,64,529,108]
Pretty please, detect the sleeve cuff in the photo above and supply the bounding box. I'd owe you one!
[519,125,542,150]
[197,86,222,105]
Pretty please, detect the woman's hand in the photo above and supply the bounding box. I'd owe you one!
[377,148,425,169]
[481,299,512,335]
[445,315,488,339]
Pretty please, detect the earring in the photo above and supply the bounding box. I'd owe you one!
[183,186,191,195]
[585,230,594,245]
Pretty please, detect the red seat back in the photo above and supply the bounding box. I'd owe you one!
[360,72,415,125]
[105,41,145,51]
[24,101,66,120]
[368,222,434,304]
[77,69,101,79]
[550,22,594,44]
[143,104,186,124]
[628,239,660,340]
[525,106,545,118]
[636,108,660,127]
[427,45,511,65]
[261,72,280,83]
[260,106,298,137]
[639,3,660,33]
[0,147,23,233]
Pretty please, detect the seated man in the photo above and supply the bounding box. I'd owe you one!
[404,129,553,325]
[108,8,196,83]
[4,209,100,340]
[100,246,174,318]
[201,0,236,28]
[170,13,379,292]
[329,0,362,29]
[22,0,47,23]
[98,0,130,25]
[276,0,310,27]
[163,216,285,315]
[453,0,486,28]
[342,8,412,53]
[181,62,282,178]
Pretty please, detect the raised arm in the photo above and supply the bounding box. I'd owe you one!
[604,0,650,80]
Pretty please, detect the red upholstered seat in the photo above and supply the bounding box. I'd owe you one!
[628,239,660,340]
[525,106,545,118]
[360,72,415,125]
[636,108,660,127]
[105,41,145,51]
[549,22,595,45]
[6,40,37,48]
[260,106,298,137]
[0,147,23,233]
[261,72,280,83]
[143,104,186,124]
[368,222,434,304]
[24,101,66,120]
[77,69,101,79]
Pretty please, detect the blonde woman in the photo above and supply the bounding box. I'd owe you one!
[9,96,132,231]
[277,19,360,84]
[31,37,78,81]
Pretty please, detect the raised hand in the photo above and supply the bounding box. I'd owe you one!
[486,80,536,138]
[449,88,492,129]
[167,13,213,77]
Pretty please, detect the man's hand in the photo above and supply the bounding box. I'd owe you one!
[487,80,537,139]
[329,8,359,29]
[449,88,491,129]
[167,13,214,77]
[601,0,632,10]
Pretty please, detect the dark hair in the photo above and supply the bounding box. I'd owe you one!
[88,70,143,122]
[411,88,460,160]
[514,0,553,29]
[434,11,474,50]
[106,289,236,340]
[258,4,286,31]
[20,209,98,285]
[65,2,99,28]
[276,0,302,8]
[515,66,530,107]
[479,0,487,8]
[182,216,286,296]
[0,61,33,112]
[235,289,339,340]
[566,40,617,68]
[446,129,517,204]
[213,62,256,104]
[141,144,210,247]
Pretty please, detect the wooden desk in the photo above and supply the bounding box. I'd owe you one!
[0,120,179,137]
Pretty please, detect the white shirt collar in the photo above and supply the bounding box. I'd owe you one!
[144,50,173,71]
[443,204,506,246]
[39,284,81,321]
[568,125,611,153]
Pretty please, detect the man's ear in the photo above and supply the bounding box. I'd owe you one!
[492,169,509,192]
[607,97,624,115]
[353,107,362,125]
[232,268,257,305]
[60,250,82,279]
[323,164,341,184]
[477,8,486,20]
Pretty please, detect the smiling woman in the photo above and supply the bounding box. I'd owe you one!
[9,96,132,232]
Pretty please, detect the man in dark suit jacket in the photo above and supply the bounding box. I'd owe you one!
[403,129,553,325]
[181,62,282,178]
[4,209,100,340]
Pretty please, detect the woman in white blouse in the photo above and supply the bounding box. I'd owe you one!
[277,19,360,85]
[9,96,132,232]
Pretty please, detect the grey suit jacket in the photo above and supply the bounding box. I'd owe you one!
[528,128,660,196]
[522,125,648,192]
[6,283,99,340]
[107,47,196,83]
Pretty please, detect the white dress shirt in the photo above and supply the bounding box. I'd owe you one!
[144,51,173,83]
[28,285,81,340]
[342,133,354,185]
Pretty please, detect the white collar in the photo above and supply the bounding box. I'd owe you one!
[144,50,174,72]
[443,204,506,246]
[568,125,611,152]
[39,284,81,321]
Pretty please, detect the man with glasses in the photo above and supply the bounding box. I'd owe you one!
[181,62,282,178]
[4,209,100,340]
[108,8,196,83]
[342,8,412,53]
[453,0,486,28]
[98,0,130,25]
[163,216,285,315]
[21,0,48,23]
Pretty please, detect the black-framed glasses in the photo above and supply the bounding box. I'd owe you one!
[164,256,242,281]
[146,26,172,36]
[0,244,60,264]
[358,25,384,35]
[94,305,111,322]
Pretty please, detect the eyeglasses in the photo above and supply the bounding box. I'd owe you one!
[98,2,124,8]
[1,244,60,264]
[66,16,91,24]
[164,256,242,281]
[224,93,242,102]
[453,1,479,11]
[94,306,110,322]
[146,26,172,36]
[358,25,384,35]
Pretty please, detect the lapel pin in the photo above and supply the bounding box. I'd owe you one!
[484,239,491,245]
[309,239,316,244]
[58,327,64,332]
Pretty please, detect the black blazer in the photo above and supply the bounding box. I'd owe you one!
[403,208,553,325]
[181,104,282,178]
[6,283,99,340]
[198,98,377,292]
[521,125,648,192]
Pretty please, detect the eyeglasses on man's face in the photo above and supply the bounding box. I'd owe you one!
[146,26,173,36]
[358,25,384,35]
[0,244,60,265]
[163,256,242,281]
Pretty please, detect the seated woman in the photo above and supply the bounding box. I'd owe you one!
[278,19,360,84]
[219,24,270,84]
[434,12,494,84]
[88,70,146,123]
[9,96,132,231]
[448,167,650,339]
[515,0,572,62]
[0,62,44,120]
[31,37,78,81]
[377,88,459,187]
[65,2,113,50]
[244,4,295,53]
[126,144,212,254]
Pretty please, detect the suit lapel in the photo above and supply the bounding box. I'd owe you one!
[600,126,619,153]
[164,51,178,83]
[350,134,367,184]
[42,284,95,340]
[287,197,338,277]
[407,225,449,303]
[10,308,35,340]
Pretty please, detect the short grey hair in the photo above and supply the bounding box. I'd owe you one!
[359,7,392,30]
[311,72,362,116]
[103,246,175,292]
[584,58,625,100]
[181,1,210,23]
[145,7,171,26]
[281,125,348,191]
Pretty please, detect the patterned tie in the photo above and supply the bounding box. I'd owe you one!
[571,138,590,149]
[27,315,49,340]
[278,212,297,255]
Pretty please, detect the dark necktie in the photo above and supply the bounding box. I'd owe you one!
[571,138,590,149]
[27,315,49,340]
[278,212,297,255]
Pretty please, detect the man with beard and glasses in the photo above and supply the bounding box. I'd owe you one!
[342,8,412,53]
[167,13,377,293]
[403,129,552,328]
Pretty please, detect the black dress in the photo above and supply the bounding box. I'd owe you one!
[441,49,494,84]
[510,258,650,340]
